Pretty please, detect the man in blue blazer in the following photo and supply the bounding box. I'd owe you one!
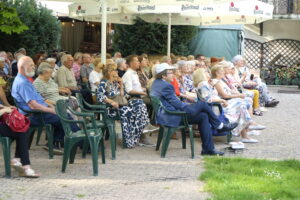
[150,63,238,156]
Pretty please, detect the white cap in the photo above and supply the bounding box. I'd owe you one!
[46,57,56,63]
[0,57,5,62]
[155,63,176,74]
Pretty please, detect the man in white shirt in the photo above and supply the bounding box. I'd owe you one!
[122,55,156,146]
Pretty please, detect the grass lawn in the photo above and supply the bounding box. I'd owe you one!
[200,157,300,200]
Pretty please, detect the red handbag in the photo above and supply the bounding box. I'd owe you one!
[1,108,30,133]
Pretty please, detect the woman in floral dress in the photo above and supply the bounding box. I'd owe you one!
[96,64,149,148]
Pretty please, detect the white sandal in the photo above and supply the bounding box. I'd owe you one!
[19,168,40,178]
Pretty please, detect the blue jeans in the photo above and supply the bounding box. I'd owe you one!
[183,101,221,152]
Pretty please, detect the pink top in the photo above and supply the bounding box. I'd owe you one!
[72,62,81,81]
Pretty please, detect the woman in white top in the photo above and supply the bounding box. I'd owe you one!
[89,62,104,102]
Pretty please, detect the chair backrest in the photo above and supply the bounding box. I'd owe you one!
[150,96,161,114]
[55,99,74,136]
[75,93,85,109]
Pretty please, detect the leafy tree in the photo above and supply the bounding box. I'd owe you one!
[0,0,61,56]
[0,2,28,34]
[112,18,197,56]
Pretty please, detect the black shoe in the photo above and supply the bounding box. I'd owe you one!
[201,150,225,156]
[265,100,279,107]
[218,122,238,132]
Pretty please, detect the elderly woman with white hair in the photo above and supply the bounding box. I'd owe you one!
[45,57,59,78]
[232,55,279,108]
[176,60,196,102]
[33,62,72,105]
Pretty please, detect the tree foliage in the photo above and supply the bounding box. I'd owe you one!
[112,18,197,56]
[0,1,28,35]
[0,0,61,56]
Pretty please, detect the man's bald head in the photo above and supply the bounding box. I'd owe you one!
[18,56,35,77]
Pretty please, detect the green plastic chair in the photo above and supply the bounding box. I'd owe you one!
[150,96,194,158]
[55,99,105,176]
[76,93,118,160]
[0,135,13,177]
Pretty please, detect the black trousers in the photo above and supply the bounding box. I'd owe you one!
[0,124,30,165]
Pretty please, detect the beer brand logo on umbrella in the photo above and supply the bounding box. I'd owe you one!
[181,5,200,11]
[229,2,240,12]
[76,5,86,15]
[254,5,264,14]
[156,18,161,22]
[137,5,156,11]
[203,6,213,11]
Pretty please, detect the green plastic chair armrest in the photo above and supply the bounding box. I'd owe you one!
[164,109,187,115]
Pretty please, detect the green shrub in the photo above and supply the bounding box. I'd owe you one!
[112,17,197,56]
[0,0,60,56]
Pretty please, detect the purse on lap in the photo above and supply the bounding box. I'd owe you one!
[0,108,30,132]
[105,81,128,106]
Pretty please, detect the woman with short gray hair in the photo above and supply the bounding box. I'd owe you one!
[33,62,71,105]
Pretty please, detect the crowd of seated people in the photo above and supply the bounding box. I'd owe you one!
[0,49,280,178]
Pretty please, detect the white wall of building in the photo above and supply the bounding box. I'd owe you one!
[244,19,300,42]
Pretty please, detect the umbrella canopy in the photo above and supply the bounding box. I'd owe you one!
[41,0,273,62]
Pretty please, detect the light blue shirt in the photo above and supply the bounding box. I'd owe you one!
[12,73,48,114]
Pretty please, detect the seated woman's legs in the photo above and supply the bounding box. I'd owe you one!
[0,124,30,166]
[0,124,39,177]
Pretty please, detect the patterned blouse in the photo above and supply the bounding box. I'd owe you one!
[137,70,149,89]
[182,74,194,92]
[97,80,121,103]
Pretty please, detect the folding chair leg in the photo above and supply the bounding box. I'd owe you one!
[88,136,100,176]
[62,139,71,173]
[28,127,36,150]
[69,144,78,164]
[1,138,11,177]
[181,128,186,149]
[46,125,54,159]
[82,139,89,158]
[107,125,116,160]
[161,128,174,158]
[227,131,232,143]
[188,127,195,159]
[156,127,164,151]
[36,126,43,145]
[100,138,106,164]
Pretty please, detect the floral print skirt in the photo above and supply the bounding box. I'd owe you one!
[107,99,149,148]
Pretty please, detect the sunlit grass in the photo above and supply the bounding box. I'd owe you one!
[200,157,300,200]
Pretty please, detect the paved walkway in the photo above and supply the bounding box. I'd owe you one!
[0,86,299,200]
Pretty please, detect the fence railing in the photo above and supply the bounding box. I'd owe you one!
[244,38,300,69]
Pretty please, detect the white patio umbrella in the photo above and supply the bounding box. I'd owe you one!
[42,0,273,63]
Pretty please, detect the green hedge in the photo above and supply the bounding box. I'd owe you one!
[0,0,60,56]
[112,17,197,56]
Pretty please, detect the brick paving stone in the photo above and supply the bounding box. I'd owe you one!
[0,86,299,200]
